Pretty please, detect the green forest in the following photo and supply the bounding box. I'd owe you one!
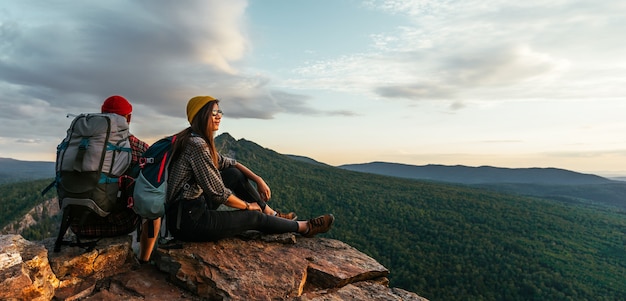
[0,179,53,229]
[1,134,625,300]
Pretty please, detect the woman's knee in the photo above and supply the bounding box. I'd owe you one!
[221,166,246,186]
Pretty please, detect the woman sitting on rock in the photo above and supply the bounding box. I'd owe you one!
[163,96,334,242]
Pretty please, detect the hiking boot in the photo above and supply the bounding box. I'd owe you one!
[276,211,297,220]
[303,214,335,238]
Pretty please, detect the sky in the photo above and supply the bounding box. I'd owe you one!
[1,0,625,177]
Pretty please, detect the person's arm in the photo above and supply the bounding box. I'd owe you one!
[187,138,233,205]
[233,162,271,201]
[224,194,262,211]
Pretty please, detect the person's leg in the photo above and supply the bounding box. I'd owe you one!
[206,210,299,239]
[221,166,267,210]
[168,196,333,242]
[207,210,334,239]
[170,196,299,241]
[221,166,296,219]
[139,218,161,262]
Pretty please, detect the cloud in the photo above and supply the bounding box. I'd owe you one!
[15,138,41,144]
[285,0,622,109]
[0,0,328,145]
[375,44,567,101]
[271,90,357,116]
[1,1,251,109]
[444,45,566,86]
[0,91,53,120]
[0,0,322,117]
[215,87,356,119]
[375,83,455,100]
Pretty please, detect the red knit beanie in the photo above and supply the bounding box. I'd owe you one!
[101,95,133,116]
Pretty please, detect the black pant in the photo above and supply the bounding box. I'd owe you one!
[167,167,298,242]
[220,166,268,211]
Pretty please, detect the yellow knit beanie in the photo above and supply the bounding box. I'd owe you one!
[186,96,217,124]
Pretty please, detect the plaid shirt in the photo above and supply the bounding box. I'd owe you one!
[129,134,149,166]
[167,136,236,206]
[71,208,139,238]
[70,133,149,238]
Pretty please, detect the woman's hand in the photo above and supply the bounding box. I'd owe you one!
[226,195,262,212]
[233,162,272,201]
[256,178,271,201]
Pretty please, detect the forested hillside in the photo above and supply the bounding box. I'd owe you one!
[0,178,53,230]
[215,133,626,300]
[2,133,625,300]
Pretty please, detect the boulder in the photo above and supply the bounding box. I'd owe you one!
[43,235,137,300]
[154,232,425,300]
[0,235,59,301]
[44,235,134,280]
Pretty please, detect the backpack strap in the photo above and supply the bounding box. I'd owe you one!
[73,138,90,171]
[54,205,100,252]
[41,179,56,196]
[99,173,120,184]
[106,142,132,153]
[146,219,156,239]
[175,199,184,231]
[42,141,68,196]
[171,182,191,230]
[54,206,73,252]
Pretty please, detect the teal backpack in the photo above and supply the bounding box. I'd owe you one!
[132,135,177,220]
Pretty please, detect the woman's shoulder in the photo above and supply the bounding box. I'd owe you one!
[185,135,210,155]
[187,135,207,147]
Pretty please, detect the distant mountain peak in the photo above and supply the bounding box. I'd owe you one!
[217,132,236,143]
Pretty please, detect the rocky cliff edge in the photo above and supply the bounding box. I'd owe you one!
[0,233,428,300]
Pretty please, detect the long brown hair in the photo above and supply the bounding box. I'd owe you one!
[172,100,220,168]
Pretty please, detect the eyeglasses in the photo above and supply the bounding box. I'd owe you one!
[211,109,223,117]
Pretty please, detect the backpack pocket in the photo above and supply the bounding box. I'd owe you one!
[133,172,167,219]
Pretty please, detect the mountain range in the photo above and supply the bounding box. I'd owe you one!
[2,142,625,210]
[0,157,55,184]
[2,133,626,300]
[338,161,626,211]
[338,161,614,185]
[1,146,616,186]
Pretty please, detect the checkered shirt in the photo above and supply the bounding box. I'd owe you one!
[167,136,236,205]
